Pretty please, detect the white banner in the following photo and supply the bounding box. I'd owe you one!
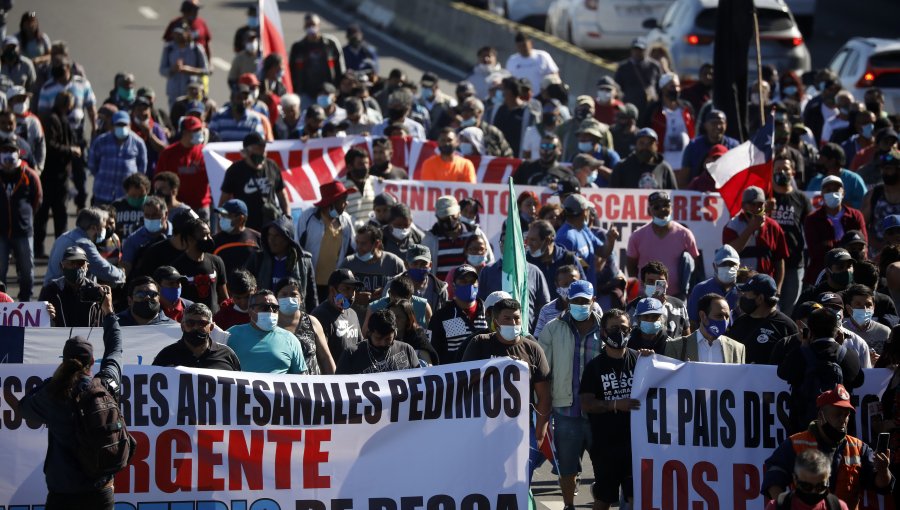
[0,360,529,508]
[20,324,182,364]
[0,302,50,327]
[631,356,893,510]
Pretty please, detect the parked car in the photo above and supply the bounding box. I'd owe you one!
[784,0,816,36]
[829,37,900,115]
[486,0,555,27]
[545,0,675,50]
[642,0,811,81]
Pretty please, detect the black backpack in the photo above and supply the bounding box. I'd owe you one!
[73,378,135,478]
[797,344,847,420]
[775,491,842,510]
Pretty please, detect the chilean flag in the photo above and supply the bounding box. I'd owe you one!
[258,0,293,93]
[708,114,774,216]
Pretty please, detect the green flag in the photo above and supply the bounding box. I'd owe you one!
[502,178,529,334]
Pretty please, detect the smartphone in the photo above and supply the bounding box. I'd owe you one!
[654,280,667,295]
[877,432,890,453]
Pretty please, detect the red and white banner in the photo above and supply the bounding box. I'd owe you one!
[631,356,894,510]
[258,0,292,93]
[0,360,529,508]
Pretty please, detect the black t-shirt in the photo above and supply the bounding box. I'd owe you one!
[213,228,261,278]
[512,160,574,186]
[727,310,798,365]
[771,189,811,267]
[111,197,145,239]
[220,159,285,231]
[152,340,241,370]
[134,238,183,279]
[171,253,228,314]
[492,104,527,155]
[311,301,363,363]
[579,349,638,444]
[335,340,419,374]
[460,333,550,394]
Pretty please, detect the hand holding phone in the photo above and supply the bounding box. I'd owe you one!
[877,432,890,453]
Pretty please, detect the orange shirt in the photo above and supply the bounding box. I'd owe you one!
[420,155,477,183]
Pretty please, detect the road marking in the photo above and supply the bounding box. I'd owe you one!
[138,6,159,20]
[211,57,232,72]
[535,500,566,510]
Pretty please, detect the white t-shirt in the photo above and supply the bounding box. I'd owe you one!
[506,50,559,92]
[520,125,542,159]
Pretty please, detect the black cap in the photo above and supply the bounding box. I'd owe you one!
[817,292,844,310]
[328,268,364,288]
[153,265,188,284]
[825,248,853,266]
[791,301,823,320]
[454,264,478,280]
[63,336,93,365]
[373,192,397,207]
[421,72,438,87]
[242,132,266,148]
[63,245,88,262]
[181,1,200,12]
[648,190,671,204]
[554,177,581,196]
[840,230,866,247]
[0,137,17,151]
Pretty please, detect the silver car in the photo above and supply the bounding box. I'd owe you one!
[642,0,811,80]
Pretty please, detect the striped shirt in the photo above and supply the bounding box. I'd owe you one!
[88,132,147,204]
[434,233,472,280]
[208,105,265,142]
[341,176,375,229]
[37,75,96,127]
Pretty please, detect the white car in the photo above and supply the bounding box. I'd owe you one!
[486,0,556,25]
[828,38,900,115]
[545,0,674,50]
[642,0,811,81]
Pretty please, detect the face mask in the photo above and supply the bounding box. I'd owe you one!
[794,490,828,507]
[823,192,842,209]
[861,123,875,139]
[421,88,434,101]
[96,228,107,243]
[249,153,266,166]
[117,86,135,102]
[254,312,279,331]
[829,270,853,288]
[191,131,205,145]
[408,267,428,282]
[316,95,332,108]
[247,16,259,28]
[605,328,629,349]
[455,283,478,302]
[704,318,728,338]
[637,149,654,162]
[160,286,181,303]
[114,126,130,139]
[575,108,590,120]
[852,308,873,325]
[596,90,612,103]
[652,214,671,227]
[51,65,66,81]
[665,89,679,101]
[219,217,233,232]
[640,320,662,335]
[493,89,504,103]
[133,299,161,319]
[278,297,300,314]
[12,99,28,115]
[587,170,598,183]
[357,251,375,262]
[884,172,899,186]
[865,101,882,115]
[144,218,163,233]
[457,216,473,227]
[783,85,798,97]
[243,39,259,53]
[63,266,87,285]
[387,107,406,121]
[577,141,594,153]
[460,117,476,128]
[717,265,738,284]
[750,93,761,105]
[306,26,319,37]
[391,226,410,240]
[181,328,209,348]
[497,324,521,341]
[459,142,474,156]
[569,303,591,321]
[438,144,455,156]
[773,171,790,186]
[196,237,216,253]
[0,151,18,168]
[528,247,543,258]
[820,419,846,443]
[467,254,487,266]
[126,195,146,208]
[739,296,758,314]
[334,293,352,310]
[328,207,340,219]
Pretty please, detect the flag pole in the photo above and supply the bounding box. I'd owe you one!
[752,7,765,128]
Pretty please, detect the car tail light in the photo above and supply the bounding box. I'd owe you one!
[584,0,598,9]
[762,36,804,48]
[856,64,900,88]
[684,34,713,45]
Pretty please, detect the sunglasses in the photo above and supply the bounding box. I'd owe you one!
[134,290,159,300]
[794,480,828,493]
[540,143,557,150]
[184,319,211,328]
[253,304,280,313]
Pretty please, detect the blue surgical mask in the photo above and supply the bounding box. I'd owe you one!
[640,320,662,335]
[493,89,503,103]
[421,88,434,101]
[144,218,163,233]
[717,265,738,284]
[528,247,543,258]
[254,312,279,331]
[329,208,339,219]
[783,85,798,97]
[467,254,487,266]
[823,192,843,209]
[497,324,521,341]
[114,126,130,139]
[588,170,598,183]
[191,131,205,145]
[455,283,478,302]
[160,286,181,303]
[334,293,352,310]
[569,303,591,321]
[357,251,375,262]
[278,297,300,314]
[408,267,428,282]
[247,16,259,28]
[316,95,332,108]
[577,141,594,153]
[705,318,728,338]
[652,214,672,227]
[460,117,476,128]
[219,217,233,232]
[861,123,875,139]
[852,308,873,325]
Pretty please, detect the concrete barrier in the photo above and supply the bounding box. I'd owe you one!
[349,0,616,98]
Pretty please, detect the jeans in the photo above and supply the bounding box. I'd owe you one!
[780,265,804,317]
[46,487,114,510]
[678,251,696,299]
[0,236,33,301]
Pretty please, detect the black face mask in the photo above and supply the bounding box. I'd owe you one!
[51,65,66,81]
[132,299,160,319]
[773,172,790,186]
[739,296,758,315]
[438,144,455,156]
[387,108,406,121]
[883,172,899,186]
[196,237,216,253]
[829,270,853,288]
[350,166,368,180]
[664,89,679,101]
[794,490,828,506]
[604,328,629,349]
[865,101,882,115]
[371,161,390,174]
[439,217,459,231]
[183,329,209,348]
[820,420,846,443]
[1,47,17,62]
[637,149,654,163]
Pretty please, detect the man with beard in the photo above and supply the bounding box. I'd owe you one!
[116,276,172,326]
[153,302,241,370]
[369,137,407,179]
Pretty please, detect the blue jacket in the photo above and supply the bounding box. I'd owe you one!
[477,258,551,332]
[44,227,126,286]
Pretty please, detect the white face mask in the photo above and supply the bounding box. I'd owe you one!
[12,99,28,115]
[596,90,612,103]
[246,40,259,54]
[391,226,411,240]
[717,265,738,284]
[823,191,843,209]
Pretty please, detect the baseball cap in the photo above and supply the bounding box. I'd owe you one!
[563,193,591,214]
[215,198,248,217]
[555,177,581,196]
[112,111,130,126]
[636,297,664,316]
[658,73,679,90]
[576,119,605,139]
[7,85,29,99]
[737,273,777,298]
[454,264,479,280]
[596,76,617,90]
[576,95,594,107]
[881,214,900,232]
[816,384,855,410]
[435,195,460,218]
[238,73,260,86]
[63,246,88,262]
[242,132,266,148]
[420,72,438,87]
[817,292,844,310]
[328,268,364,288]
[619,103,639,120]
[373,192,397,207]
[405,244,431,264]
[631,38,647,50]
[2,35,18,48]
[742,186,766,204]
[153,265,188,284]
[63,336,93,365]
[636,127,658,141]
[648,190,670,204]
[572,153,600,170]
[714,245,740,265]
[791,301,823,320]
[568,280,594,301]
[484,291,513,310]
[824,248,853,267]
[840,230,866,247]
[181,116,202,131]
[707,144,728,160]
[821,175,844,188]
[876,128,899,144]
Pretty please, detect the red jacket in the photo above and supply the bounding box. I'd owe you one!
[803,205,868,285]
[213,299,250,330]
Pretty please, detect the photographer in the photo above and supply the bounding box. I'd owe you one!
[19,284,125,510]
[43,207,125,287]
[38,246,110,327]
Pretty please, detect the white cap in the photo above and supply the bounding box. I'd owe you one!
[484,291,513,309]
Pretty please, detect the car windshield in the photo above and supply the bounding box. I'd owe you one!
[695,8,794,32]
[870,51,900,68]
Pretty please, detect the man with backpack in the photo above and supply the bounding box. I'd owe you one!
[764,450,848,510]
[762,384,893,508]
[777,308,864,435]
[19,286,133,510]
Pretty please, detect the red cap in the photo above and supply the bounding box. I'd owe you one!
[181,116,202,131]
[238,73,260,86]
[816,384,855,411]
[314,181,356,209]
[707,144,728,160]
